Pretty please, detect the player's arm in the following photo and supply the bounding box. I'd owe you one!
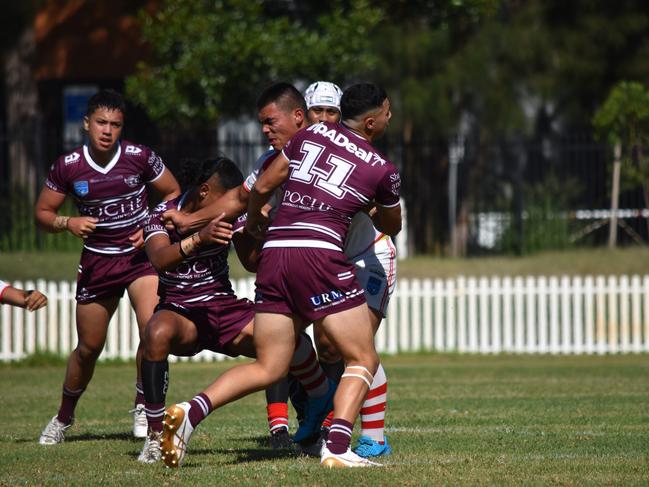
[34,186,97,238]
[162,185,249,234]
[246,154,289,237]
[149,169,181,201]
[372,203,402,236]
[145,213,233,272]
[1,285,48,311]
[232,230,263,273]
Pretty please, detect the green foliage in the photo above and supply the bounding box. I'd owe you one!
[593,81,649,146]
[593,81,649,195]
[499,174,581,254]
[126,0,383,125]
[0,187,81,252]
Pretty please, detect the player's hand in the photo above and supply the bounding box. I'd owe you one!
[162,209,191,233]
[198,213,233,245]
[24,290,48,311]
[128,228,145,249]
[67,216,98,239]
[245,211,269,240]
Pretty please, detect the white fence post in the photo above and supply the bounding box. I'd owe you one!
[630,275,641,353]
[422,279,433,351]
[525,276,536,353]
[607,275,618,354]
[502,276,513,352]
[561,276,571,354]
[456,276,467,353]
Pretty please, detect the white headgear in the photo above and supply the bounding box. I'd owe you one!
[304,81,342,110]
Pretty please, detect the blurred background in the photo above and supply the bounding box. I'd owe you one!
[1,0,648,258]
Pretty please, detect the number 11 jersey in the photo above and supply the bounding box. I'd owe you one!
[263,121,401,252]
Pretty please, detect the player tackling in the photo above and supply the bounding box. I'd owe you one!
[160,82,401,468]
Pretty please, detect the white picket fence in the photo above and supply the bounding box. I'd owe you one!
[2,275,649,362]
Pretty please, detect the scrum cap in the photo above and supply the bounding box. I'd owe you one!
[304,81,342,110]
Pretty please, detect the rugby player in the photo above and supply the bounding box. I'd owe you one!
[296,81,396,458]
[0,280,48,310]
[136,156,330,463]
[35,89,181,445]
[161,83,401,468]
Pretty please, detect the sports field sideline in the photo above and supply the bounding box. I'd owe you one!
[1,353,647,486]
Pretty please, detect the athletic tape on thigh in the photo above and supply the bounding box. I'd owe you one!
[341,365,374,387]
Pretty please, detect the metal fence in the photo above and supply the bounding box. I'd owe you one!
[2,275,648,362]
[2,122,647,254]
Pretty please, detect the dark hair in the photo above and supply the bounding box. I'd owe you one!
[340,83,388,120]
[86,89,126,117]
[256,82,306,113]
[179,156,244,192]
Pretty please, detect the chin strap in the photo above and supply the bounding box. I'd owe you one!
[341,365,374,387]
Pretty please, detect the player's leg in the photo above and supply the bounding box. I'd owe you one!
[265,379,292,448]
[315,303,382,467]
[160,312,299,467]
[39,298,119,445]
[126,274,159,438]
[354,307,391,457]
[352,239,396,457]
[138,307,198,463]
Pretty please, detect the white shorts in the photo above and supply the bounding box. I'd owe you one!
[349,235,397,316]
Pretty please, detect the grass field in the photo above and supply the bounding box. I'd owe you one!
[2,246,649,282]
[0,354,647,486]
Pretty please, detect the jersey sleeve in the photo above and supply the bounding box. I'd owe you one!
[142,147,166,183]
[44,158,69,194]
[375,163,401,207]
[0,279,9,302]
[143,202,170,243]
[244,148,279,192]
[232,213,247,234]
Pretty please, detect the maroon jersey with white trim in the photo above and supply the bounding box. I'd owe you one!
[45,140,166,254]
[265,122,400,251]
[143,195,234,304]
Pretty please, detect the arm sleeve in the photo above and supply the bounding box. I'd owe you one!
[375,164,401,207]
[44,159,69,194]
[0,280,10,303]
[142,147,166,183]
[143,203,170,243]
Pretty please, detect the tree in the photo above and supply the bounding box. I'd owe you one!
[126,0,383,126]
[593,81,649,242]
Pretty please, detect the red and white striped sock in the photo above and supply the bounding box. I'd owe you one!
[289,334,329,397]
[359,363,387,443]
[266,402,289,433]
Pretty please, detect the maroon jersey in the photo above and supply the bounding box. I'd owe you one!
[143,194,235,304]
[264,122,401,251]
[45,140,166,255]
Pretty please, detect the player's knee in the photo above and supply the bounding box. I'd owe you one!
[353,350,379,377]
[143,321,174,359]
[75,342,102,363]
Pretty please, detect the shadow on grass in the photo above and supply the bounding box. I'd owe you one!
[16,431,134,443]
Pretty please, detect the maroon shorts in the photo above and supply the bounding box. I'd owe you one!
[76,248,157,303]
[156,296,254,356]
[254,247,366,323]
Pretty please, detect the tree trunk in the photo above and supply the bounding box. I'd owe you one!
[5,26,40,198]
[608,142,622,248]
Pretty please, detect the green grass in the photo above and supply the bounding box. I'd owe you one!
[0,354,647,486]
[2,247,649,282]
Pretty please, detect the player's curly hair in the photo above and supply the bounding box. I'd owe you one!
[178,156,243,193]
[340,83,388,121]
